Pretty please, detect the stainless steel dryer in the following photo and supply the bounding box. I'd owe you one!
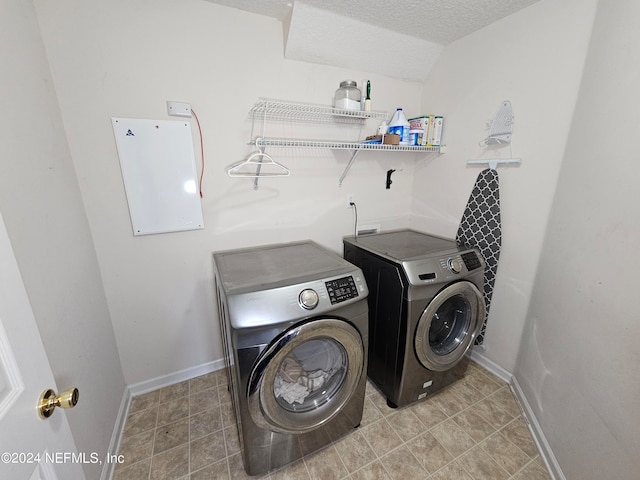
[343,229,485,408]
[213,241,368,476]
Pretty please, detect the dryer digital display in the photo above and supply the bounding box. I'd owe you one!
[325,276,359,304]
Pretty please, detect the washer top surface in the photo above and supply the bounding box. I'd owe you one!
[344,229,460,261]
[214,240,354,293]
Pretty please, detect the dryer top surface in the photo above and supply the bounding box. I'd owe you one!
[344,229,460,261]
[213,240,356,293]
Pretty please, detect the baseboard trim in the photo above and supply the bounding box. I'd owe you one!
[128,359,225,397]
[510,377,565,480]
[100,386,131,480]
[469,348,513,383]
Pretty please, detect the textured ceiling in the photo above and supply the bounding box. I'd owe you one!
[205,0,542,45]
[204,0,542,79]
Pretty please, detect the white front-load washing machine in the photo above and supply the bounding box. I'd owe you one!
[213,241,368,476]
[343,229,485,408]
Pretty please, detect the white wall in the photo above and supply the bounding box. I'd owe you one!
[515,0,640,478]
[0,1,125,478]
[34,0,424,385]
[412,0,598,371]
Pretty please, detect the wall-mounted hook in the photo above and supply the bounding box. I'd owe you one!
[386,169,396,189]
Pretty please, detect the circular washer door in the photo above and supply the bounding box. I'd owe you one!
[414,281,485,372]
[248,318,364,434]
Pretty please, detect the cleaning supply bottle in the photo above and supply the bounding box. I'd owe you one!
[388,108,410,144]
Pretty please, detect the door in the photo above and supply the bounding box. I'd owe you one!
[414,281,485,372]
[248,318,364,434]
[0,213,83,479]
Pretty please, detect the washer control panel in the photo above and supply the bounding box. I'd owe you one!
[325,276,359,305]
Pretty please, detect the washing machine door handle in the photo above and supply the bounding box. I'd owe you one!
[414,281,485,371]
[247,318,364,435]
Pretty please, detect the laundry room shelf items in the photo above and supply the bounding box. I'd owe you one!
[245,98,445,187]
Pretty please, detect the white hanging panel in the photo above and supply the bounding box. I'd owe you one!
[111,118,204,236]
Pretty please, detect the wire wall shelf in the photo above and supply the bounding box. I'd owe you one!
[238,98,445,189]
[250,98,388,124]
[253,137,444,153]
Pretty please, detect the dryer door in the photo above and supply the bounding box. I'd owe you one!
[247,318,364,434]
[414,281,485,372]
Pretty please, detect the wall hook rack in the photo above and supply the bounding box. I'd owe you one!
[466,158,521,170]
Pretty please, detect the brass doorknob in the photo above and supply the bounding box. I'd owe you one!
[38,387,79,419]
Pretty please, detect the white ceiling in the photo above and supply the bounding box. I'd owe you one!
[204,0,542,79]
[205,0,541,45]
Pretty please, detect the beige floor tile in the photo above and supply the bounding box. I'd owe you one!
[149,444,189,480]
[123,407,158,437]
[156,396,190,427]
[447,379,484,405]
[429,461,474,480]
[387,408,426,442]
[190,431,227,472]
[406,432,453,474]
[129,390,160,414]
[409,398,449,429]
[117,429,154,467]
[112,457,151,480]
[430,419,477,458]
[303,444,349,480]
[361,418,403,457]
[191,372,219,393]
[457,445,510,480]
[115,365,549,480]
[451,409,496,443]
[480,431,531,475]
[464,368,502,397]
[379,445,427,480]
[190,386,220,415]
[157,380,190,401]
[270,459,310,480]
[154,418,189,455]
[501,418,539,458]
[350,460,391,480]
[334,430,377,473]
[428,387,468,417]
[490,386,522,418]
[511,458,553,480]
[360,396,384,426]
[190,458,230,480]
[367,390,396,417]
[190,407,223,440]
[474,396,516,429]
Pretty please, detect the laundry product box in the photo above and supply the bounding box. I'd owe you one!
[409,115,444,146]
[428,115,443,146]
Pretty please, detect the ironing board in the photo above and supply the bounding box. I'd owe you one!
[456,168,501,344]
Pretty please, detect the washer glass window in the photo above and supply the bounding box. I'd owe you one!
[274,338,348,413]
[414,281,484,372]
[248,318,364,434]
[429,294,472,356]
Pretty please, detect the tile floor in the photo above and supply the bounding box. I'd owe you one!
[113,362,551,480]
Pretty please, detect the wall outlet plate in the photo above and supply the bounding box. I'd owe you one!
[166,101,192,117]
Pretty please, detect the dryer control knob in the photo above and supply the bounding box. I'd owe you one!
[447,257,463,274]
[299,289,319,310]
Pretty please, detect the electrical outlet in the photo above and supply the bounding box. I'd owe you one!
[347,194,355,208]
[166,101,192,117]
